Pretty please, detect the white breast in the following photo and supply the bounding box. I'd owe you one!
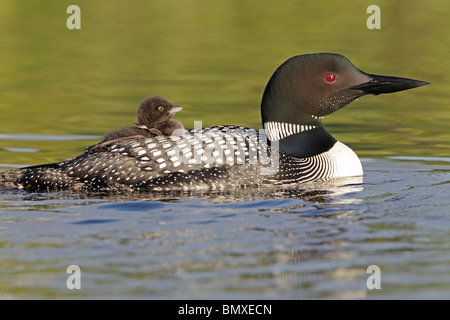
[326,141,363,178]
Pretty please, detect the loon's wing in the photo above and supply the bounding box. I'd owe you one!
[16,126,276,192]
[68,125,275,192]
[85,134,150,152]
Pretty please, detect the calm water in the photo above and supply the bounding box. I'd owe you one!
[0,157,449,299]
[1,1,449,299]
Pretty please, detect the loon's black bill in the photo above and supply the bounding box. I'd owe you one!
[352,74,430,95]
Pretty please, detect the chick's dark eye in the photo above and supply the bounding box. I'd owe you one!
[325,73,336,82]
[157,106,164,111]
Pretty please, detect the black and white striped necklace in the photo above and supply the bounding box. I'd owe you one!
[263,121,318,141]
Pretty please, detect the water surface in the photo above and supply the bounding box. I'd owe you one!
[0,1,449,299]
[1,157,449,299]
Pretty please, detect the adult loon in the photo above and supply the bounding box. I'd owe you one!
[1,53,428,193]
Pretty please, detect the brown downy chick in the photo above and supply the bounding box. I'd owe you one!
[87,96,184,152]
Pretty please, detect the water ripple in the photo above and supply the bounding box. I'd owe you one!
[0,133,100,141]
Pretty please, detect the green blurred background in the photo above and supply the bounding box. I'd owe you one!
[0,0,448,165]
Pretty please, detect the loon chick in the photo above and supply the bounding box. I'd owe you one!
[87,96,184,152]
[3,53,428,193]
[104,96,183,141]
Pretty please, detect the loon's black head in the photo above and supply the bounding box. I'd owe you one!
[262,53,429,126]
[261,53,429,157]
[137,96,182,126]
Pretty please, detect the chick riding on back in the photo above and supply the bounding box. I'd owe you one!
[88,96,184,151]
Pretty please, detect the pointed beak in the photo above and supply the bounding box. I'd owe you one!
[351,73,429,95]
[169,106,183,115]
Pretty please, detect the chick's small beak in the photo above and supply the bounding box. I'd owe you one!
[170,106,183,114]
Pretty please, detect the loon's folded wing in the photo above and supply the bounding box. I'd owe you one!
[14,126,275,192]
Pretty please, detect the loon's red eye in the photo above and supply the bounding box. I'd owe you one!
[325,73,336,82]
